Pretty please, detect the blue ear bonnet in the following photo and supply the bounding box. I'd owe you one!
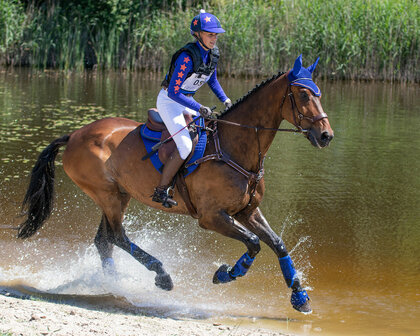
[287,54,321,96]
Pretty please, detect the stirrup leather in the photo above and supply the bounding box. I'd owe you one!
[152,186,178,208]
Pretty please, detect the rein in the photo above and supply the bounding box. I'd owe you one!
[213,84,328,133]
[213,118,307,133]
[190,83,329,207]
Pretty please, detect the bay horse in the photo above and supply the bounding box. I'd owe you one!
[18,55,333,314]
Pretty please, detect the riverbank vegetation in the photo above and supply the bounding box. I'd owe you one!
[1,0,419,81]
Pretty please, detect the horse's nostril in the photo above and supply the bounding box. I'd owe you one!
[321,131,333,143]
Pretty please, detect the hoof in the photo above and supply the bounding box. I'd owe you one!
[291,289,312,314]
[294,299,312,314]
[213,264,234,284]
[155,272,173,291]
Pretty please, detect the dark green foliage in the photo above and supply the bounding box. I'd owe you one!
[0,0,419,81]
[0,0,25,65]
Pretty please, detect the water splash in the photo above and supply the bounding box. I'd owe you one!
[0,210,315,320]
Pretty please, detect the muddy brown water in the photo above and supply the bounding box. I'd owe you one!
[0,69,419,335]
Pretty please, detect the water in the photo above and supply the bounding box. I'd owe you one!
[0,69,419,335]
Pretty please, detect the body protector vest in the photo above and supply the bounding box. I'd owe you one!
[161,42,219,94]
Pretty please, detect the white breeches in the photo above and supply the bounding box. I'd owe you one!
[156,88,199,160]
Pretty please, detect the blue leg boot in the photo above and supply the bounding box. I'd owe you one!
[213,252,255,284]
[279,255,312,314]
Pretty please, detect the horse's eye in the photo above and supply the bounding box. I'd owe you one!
[300,91,309,102]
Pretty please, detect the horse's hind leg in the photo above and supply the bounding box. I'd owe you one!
[94,214,116,273]
[98,193,173,291]
[235,207,311,314]
[198,210,261,284]
[114,228,174,291]
[93,191,132,274]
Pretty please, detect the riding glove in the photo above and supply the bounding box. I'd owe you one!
[199,105,213,118]
[224,98,233,109]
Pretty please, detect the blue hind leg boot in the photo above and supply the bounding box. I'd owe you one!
[279,255,311,313]
[213,252,255,284]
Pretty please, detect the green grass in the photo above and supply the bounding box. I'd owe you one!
[0,0,419,82]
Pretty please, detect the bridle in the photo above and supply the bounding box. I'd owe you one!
[214,83,328,133]
[189,81,329,208]
[285,84,328,132]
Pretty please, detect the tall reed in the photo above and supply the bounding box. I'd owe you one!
[0,0,418,82]
[0,0,25,65]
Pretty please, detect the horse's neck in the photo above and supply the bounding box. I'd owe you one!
[218,75,287,172]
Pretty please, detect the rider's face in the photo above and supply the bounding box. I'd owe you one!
[199,31,219,49]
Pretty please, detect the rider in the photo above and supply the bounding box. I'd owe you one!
[152,10,232,208]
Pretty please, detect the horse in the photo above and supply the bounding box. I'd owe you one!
[18,55,333,314]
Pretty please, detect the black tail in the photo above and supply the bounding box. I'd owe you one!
[18,135,70,239]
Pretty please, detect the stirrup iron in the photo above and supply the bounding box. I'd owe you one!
[152,186,177,208]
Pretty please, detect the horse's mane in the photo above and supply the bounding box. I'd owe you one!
[217,71,286,119]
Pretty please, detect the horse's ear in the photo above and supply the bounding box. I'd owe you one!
[307,57,320,74]
[292,54,303,77]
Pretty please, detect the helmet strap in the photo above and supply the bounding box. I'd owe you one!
[194,32,211,50]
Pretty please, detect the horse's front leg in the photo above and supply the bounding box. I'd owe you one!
[235,207,311,314]
[198,210,261,284]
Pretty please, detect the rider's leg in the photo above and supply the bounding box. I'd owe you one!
[153,90,193,207]
[152,148,185,207]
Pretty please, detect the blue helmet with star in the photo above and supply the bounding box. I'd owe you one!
[287,54,321,96]
[190,10,225,34]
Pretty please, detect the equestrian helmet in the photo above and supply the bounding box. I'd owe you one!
[190,11,225,34]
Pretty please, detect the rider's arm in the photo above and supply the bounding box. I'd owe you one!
[167,52,201,111]
[207,69,228,103]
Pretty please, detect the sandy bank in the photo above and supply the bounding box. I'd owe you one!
[0,293,292,336]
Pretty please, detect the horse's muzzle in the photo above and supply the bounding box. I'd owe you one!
[307,128,334,148]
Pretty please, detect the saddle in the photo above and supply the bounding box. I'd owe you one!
[144,108,199,165]
[141,108,208,218]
